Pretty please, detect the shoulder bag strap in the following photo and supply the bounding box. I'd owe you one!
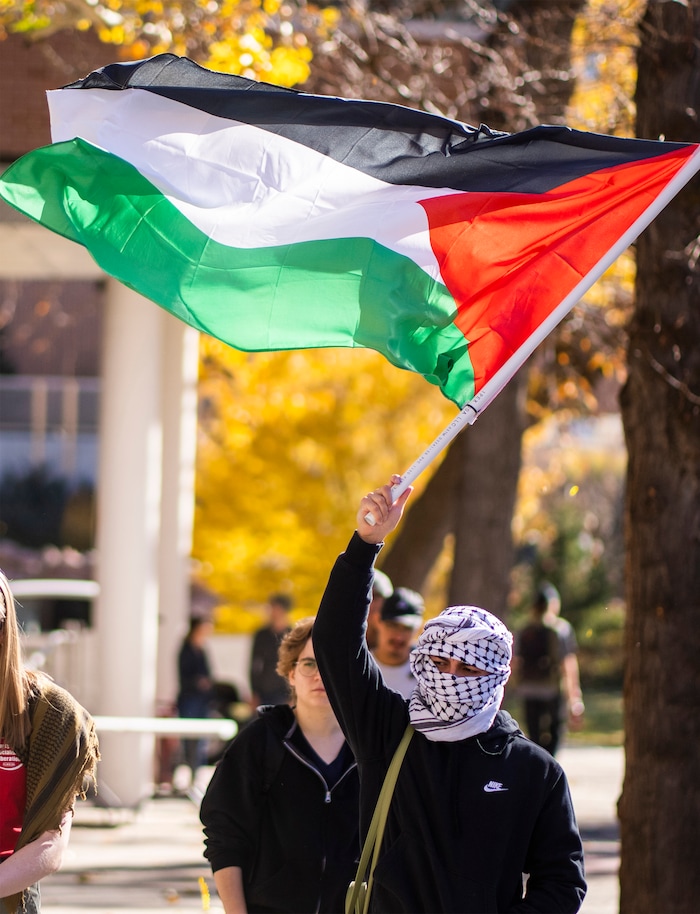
[346,724,414,914]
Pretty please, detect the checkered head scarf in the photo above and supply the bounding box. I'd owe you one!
[408,606,513,742]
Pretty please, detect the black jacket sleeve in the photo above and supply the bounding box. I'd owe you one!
[313,533,409,763]
[518,779,587,910]
[200,721,266,873]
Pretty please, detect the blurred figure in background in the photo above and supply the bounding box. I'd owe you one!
[0,569,99,914]
[371,586,424,699]
[514,583,584,756]
[249,594,293,708]
[176,616,215,777]
[364,568,393,651]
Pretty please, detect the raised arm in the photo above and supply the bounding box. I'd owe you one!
[313,478,412,756]
[356,476,412,545]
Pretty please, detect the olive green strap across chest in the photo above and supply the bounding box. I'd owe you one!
[345,724,414,914]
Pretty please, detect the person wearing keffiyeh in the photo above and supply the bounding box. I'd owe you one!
[313,476,586,914]
[408,606,513,741]
[0,569,100,914]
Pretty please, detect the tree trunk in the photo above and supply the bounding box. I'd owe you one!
[488,0,588,129]
[448,374,527,618]
[379,437,461,590]
[618,3,700,911]
[380,375,526,619]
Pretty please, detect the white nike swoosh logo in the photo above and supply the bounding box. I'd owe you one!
[483,783,508,792]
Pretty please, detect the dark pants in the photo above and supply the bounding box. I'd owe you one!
[177,694,211,772]
[524,695,563,756]
[0,883,40,913]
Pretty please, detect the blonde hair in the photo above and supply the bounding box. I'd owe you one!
[276,617,315,704]
[0,569,39,750]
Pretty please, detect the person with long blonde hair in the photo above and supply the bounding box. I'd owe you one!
[0,570,99,914]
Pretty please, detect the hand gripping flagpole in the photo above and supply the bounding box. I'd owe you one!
[365,143,700,524]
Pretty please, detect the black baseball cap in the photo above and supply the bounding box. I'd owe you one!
[380,587,425,629]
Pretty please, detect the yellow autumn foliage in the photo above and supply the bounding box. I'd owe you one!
[0,0,329,87]
[0,0,644,636]
[545,0,643,396]
[194,342,454,632]
[569,0,643,137]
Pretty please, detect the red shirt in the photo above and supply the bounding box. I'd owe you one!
[0,738,26,857]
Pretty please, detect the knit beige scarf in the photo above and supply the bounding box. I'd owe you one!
[1,680,100,914]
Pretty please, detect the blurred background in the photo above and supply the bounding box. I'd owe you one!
[1,3,698,908]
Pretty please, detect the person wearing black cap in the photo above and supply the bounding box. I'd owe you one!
[371,587,424,699]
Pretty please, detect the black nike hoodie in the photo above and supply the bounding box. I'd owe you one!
[313,533,587,914]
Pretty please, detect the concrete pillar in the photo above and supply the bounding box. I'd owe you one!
[156,318,200,713]
[0,222,201,803]
[94,280,164,807]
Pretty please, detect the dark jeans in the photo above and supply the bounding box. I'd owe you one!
[524,695,563,756]
[177,694,211,772]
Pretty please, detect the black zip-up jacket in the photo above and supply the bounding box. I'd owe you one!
[313,533,587,914]
[200,704,359,913]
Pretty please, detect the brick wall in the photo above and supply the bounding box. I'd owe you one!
[0,33,108,375]
[0,30,114,159]
[0,280,103,376]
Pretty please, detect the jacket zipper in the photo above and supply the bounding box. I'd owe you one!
[282,738,358,913]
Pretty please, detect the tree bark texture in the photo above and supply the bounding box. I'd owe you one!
[378,437,461,590]
[618,3,700,911]
[380,374,526,620]
[447,374,527,619]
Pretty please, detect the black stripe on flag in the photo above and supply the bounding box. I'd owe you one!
[65,53,690,194]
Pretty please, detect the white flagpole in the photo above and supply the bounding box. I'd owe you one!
[378,144,700,511]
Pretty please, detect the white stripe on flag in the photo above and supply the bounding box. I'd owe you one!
[48,88,453,281]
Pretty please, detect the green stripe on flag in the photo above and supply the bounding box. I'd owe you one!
[0,139,474,405]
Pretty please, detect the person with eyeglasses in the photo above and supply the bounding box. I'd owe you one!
[312,477,587,914]
[200,617,359,914]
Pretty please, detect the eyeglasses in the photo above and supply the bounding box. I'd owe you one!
[294,658,319,677]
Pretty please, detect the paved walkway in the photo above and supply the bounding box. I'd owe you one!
[40,745,623,913]
[559,745,623,914]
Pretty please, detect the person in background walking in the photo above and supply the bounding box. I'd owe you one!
[513,583,584,756]
[541,583,585,731]
[201,618,359,914]
[248,594,293,708]
[0,569,99,914]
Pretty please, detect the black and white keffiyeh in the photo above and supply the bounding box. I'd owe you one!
[408,606,513,741]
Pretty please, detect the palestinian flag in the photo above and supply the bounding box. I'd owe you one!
[1,54,698,408]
